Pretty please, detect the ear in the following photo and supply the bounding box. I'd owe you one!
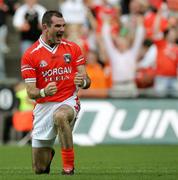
[42,23,48,31]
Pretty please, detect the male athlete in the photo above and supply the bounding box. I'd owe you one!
[21,10,91,175]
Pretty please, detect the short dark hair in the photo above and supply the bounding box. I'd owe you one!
[42,10,63,26]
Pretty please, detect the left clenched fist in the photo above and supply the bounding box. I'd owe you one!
[74,72,85,87]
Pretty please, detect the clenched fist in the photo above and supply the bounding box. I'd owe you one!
[74,72,86,87]
[44,82,58,96]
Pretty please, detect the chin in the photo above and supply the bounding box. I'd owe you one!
[55,40,61,44]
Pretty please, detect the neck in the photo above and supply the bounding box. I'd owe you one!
[41,34,57,48]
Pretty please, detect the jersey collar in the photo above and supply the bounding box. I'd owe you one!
[39,36,58,53]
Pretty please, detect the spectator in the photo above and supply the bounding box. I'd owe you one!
[136,39,157,90]
[86,0,120,34]
[13,0,46,54]
[153,28,178,97]
[148,4,178,97]
[2,81,34,144]
[137,39,156,69]
[144,1,168,39]
[120,0,130,15]
[15,81,34,111]
[0,2,7,79]
[101,14,145,97]
[0,0,20,80]
[14,81,34,141]
[64,24,90,56]
[59,0,87,24]
[121,0,148,40]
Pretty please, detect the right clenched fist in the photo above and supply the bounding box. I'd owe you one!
[44,82,57,96]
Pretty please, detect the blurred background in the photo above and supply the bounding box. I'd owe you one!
[0,0,178,145]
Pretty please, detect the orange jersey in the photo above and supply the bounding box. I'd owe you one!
[155,40,178,76]
[21,37,86,103]
[86,63,108,89]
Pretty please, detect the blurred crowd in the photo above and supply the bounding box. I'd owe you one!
[1,0,178,98]
[1,0,178,144]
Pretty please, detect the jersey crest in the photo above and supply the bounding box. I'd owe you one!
[63,53,71,63]
[39,60,48,67]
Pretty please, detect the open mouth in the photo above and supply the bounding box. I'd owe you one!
[56,33,63,39]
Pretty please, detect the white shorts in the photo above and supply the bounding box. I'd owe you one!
[32,95,80,142]
[32,138,56,148]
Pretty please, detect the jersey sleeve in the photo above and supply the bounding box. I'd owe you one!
[21,51,37,83]
[72,43,86,66]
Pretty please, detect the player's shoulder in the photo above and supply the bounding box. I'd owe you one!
[23,40,41,57]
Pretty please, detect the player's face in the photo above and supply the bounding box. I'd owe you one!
[47,16,65,44]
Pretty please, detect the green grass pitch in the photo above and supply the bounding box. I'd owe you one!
[0,145,177,180]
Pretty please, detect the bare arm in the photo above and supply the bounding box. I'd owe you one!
[152,4,167,40]
[86,8,97,31]
[25,82,57,99]
[131,16,145,56]
[74,65,91,89]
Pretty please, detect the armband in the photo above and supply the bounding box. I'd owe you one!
[39,88,46,97]
[81,79,87,89]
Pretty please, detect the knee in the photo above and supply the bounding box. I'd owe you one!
[53,111,68,127]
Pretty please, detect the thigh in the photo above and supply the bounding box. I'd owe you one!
[53,96,80,128]
[53,104,75,125]
[33,103,57,140]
